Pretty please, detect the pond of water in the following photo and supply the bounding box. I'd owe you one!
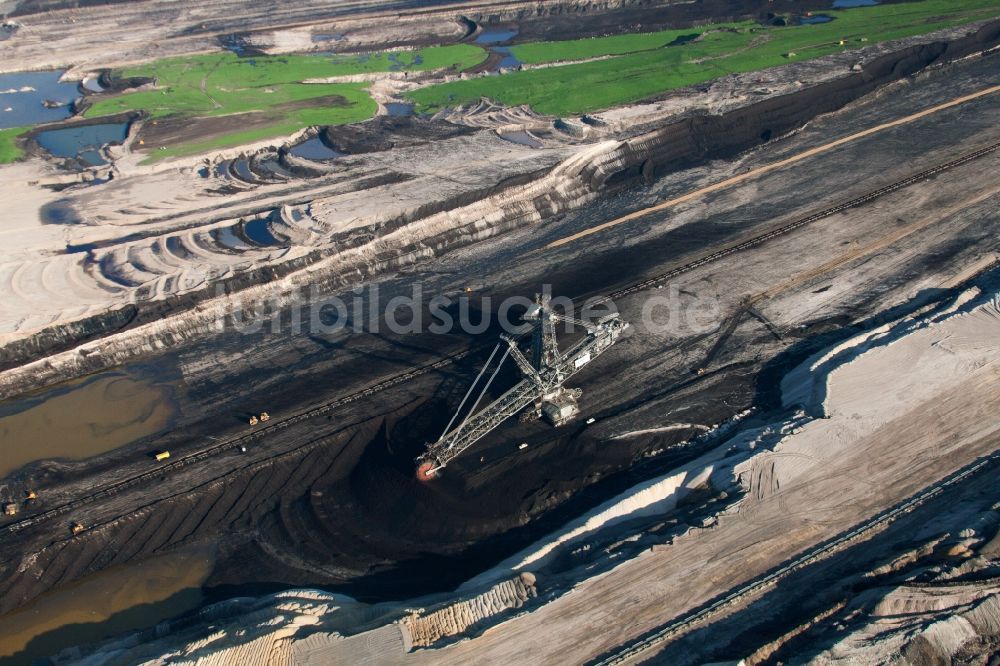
[0,70,78,130]
[0,546,213,663]
[498,130,542,148]
[0,367,177,478]
[801,14,835,24]
[35,121,129,166]
[289,136,342,160]
[493,46,522,70]
[475,27,518,45]
[385,102,414,117]
[243,218,281,246]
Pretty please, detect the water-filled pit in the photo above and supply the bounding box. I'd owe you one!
[0,368,177,477]
[385,102,414,117]
[289,136,343,160]
[34,121,129,166]
[243,217,281,246]
[801,13,835,24]
[0,70,79,129]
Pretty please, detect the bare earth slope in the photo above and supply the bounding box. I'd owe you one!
[65,275,1000,665]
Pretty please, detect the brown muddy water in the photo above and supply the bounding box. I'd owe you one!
[0,369,177,478]
[0,545,213,664]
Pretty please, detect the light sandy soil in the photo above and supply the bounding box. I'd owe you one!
[0,0,688,75]
[0,0,468,74]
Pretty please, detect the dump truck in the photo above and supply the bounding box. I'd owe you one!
[154,450,171,461]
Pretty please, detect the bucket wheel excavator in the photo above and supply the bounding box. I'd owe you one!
[416,293,628,479]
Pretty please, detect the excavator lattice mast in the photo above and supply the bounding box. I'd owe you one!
[416,293,628,478]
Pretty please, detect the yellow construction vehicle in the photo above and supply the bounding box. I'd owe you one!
[25,489,37,501]
[259,412,270,422]
[71,522,85,535]
[249,415,259,426]
[3,503,17,516]
[154,450,171,461]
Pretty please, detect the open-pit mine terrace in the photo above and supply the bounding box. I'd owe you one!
[0,4,998,663]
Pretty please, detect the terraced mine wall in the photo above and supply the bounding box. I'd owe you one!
[1,22,999,395]
[611,21,1000,183]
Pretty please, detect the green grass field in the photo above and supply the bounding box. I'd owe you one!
[147,85,379,160]
[86,44,486,160]
[408,0,1000,117]
[509,23,750,64]
[0,127,27,164]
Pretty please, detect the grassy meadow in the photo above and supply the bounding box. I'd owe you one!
[0,126,27,164]
[85,45,485,160]
[408,0,1000,116]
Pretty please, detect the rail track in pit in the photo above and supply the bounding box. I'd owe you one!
[590,451,1000,666]
[600,139,1000,302]
[1,140,997,538]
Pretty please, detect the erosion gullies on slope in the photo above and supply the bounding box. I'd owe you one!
[814,588,1000,664]
[1,22,997,400]
[739,515,1000,664]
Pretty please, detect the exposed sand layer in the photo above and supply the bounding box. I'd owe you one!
[401,573,536,648]
[810,586,1000,664]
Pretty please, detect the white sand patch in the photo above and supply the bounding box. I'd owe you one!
[611,423,712,439]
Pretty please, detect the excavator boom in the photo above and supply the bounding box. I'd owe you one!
[417,292,627,475]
